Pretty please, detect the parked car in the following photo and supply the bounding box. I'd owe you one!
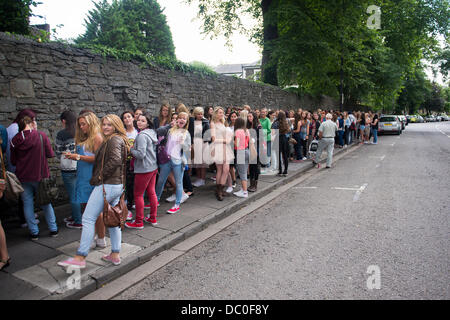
[396,115,406,130]
[416,115,424,123]
[409,115,418,123]
[425,115,437,122]
[440,114,449,121]
[378,115,402,135]
[406,115,413,123]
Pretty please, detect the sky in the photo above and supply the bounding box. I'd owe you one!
[29,0,262,67]
[29,0,445,84]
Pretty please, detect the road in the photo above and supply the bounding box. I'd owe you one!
[112,121,450,300]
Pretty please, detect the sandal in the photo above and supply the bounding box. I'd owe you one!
[0,257,11,271]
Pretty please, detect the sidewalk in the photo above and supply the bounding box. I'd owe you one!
[0,143,359,300]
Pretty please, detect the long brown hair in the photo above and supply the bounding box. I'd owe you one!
[159,103,172,126]
[277,111,290,134]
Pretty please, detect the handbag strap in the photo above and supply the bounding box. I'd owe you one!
[39,133,45,181]
[0,146,6,180]
[101,136,127,198]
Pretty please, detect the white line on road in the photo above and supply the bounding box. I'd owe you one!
[370,155,386,160]
[332,187,361,191]
[391,143,396,146]
[353,183,368,202]
[435,125,450,138]
[294,186,319,189]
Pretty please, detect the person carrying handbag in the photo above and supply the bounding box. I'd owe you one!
[58,114,131,269]
[10,116,58,241]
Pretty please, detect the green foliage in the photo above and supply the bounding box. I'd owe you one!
[187,0,449,110]
[421,82,446,114]
[396,69,431,114]
[74,43,217,77]
[0,0,40,35]
[76,0,175,58]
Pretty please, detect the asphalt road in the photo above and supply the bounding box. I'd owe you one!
[116,121,450,300]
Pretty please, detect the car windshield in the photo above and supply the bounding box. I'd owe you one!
[380,117,397,122]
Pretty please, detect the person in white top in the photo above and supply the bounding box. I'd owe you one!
[313,113,338,168]
[210,107,234,201]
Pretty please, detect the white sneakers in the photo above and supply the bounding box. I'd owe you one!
[233,189,248,198]
[192,179,205,187]
[166,193,189,203]
[90,236,107,249]
[225,186,233,193]
[165,194,176,202]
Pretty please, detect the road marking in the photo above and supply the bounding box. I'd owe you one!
[435,125,450,138]
[353,183,368,202]
[332,187,361,191]
[294,186,318,189]
[391,143,395,146]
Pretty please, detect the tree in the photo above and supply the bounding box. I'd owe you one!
[187,0,449,110]
[397,69,431,114]
[77,0,175,58]
[185,0,279,85]
[422,82,445,114]
[0,0,39,35]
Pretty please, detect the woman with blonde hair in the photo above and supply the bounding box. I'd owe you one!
[211,107,234,201]
[58,114,131,268]
[190,107,210,187]
[155,112,191,214]
[64,112,106,246]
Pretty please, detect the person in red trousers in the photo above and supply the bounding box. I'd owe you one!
[125,113,159,229]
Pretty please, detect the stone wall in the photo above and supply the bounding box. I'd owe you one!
[0,32,336,202]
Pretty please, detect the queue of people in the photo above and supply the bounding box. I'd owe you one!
[0,105,380,270]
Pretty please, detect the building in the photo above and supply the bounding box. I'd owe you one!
[213,60,261,80]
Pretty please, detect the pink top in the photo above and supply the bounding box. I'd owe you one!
[235,129,249,150]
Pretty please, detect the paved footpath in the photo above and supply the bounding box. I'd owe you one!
[0,142,359,300]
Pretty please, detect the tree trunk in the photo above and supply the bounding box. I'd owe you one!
[261,0,278,86]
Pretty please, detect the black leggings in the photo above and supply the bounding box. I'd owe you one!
[279,135,289,174]
[249,163,260,181]
[125,161,134,210]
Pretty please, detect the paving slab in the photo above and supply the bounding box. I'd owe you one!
[12,254,101,294]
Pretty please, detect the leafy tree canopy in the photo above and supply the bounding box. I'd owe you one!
[186,0,449,111]
[77,0,175,58]
[0,0,40,35]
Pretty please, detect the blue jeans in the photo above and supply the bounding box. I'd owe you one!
[156,160,184,206]
[293,132,302,159]
[338,130,345,146]
[61,171,82,224]
[372,129,378,144]
[21,181,58,235]
[76,184,123,257]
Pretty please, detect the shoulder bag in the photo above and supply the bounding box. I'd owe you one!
[101,138,128,230]
[0,145,24,204]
